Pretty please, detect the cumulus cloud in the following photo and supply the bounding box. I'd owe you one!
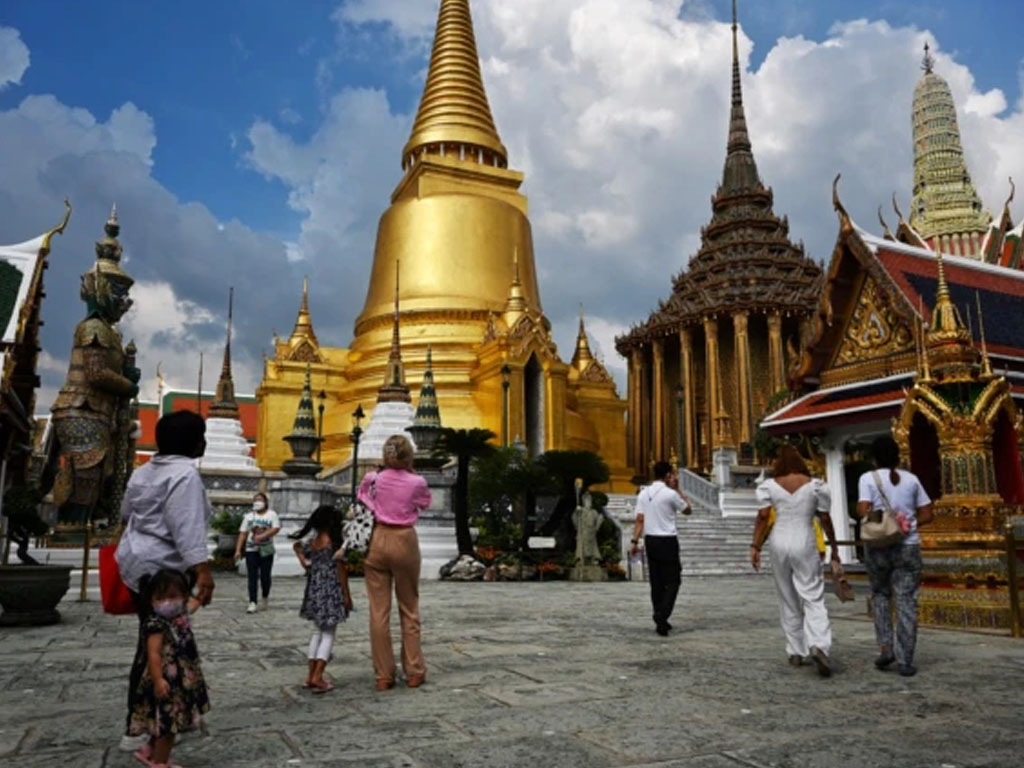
[0,27,29,89]
[0,37,295,411]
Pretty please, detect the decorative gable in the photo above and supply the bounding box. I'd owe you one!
[826,275,915,383]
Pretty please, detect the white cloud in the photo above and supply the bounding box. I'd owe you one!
[0,31,296,412]
[0,27,29,90]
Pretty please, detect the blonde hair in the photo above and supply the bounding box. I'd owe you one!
[382,434,415,470]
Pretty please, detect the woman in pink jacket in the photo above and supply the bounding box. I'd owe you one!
[358,434,432,690]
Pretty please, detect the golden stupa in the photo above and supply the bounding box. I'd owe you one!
[257,0,629,490]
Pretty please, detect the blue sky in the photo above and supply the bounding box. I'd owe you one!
[2,0,1024,403]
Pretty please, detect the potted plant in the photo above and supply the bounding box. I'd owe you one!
[209,507,244,552]
[0,484,73,626]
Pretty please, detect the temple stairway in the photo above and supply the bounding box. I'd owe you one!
[606,490,771,577]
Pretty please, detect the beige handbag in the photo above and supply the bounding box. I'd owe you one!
[860,471,904,548]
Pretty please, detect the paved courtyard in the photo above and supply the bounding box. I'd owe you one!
[1,573,1022,767]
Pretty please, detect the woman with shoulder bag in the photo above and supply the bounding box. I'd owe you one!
[855,435,934,677]
[358,435,432,691]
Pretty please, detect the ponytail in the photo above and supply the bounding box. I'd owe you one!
[871,435,902,486]
[289,504,342,545]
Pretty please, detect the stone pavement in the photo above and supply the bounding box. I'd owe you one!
[1,573,1022,767]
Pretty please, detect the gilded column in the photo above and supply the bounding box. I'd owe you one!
[703,317,721,451]
[733,311,752,445]
[767,312,784,396]
[652,337,665,460]
[629,349,643,474]
[679,326,695,467]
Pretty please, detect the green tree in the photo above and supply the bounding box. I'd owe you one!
[536,450,610,542]
[435,428,496,556]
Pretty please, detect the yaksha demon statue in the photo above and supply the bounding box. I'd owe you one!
[50,206,140,524]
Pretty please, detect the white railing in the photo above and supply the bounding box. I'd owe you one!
[678,468,720,514]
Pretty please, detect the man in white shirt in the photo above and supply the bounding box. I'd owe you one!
[630,461,692,636]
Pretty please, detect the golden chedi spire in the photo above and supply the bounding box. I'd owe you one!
[909,42,992,257]
[502,247,528,327]
[572,305,594,371]
[286,277,321,362]
[402,0,507,169]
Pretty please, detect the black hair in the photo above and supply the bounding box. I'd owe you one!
[148,568,190,601]
[871,435,902,486]
[652,461,673,480]
[156,410,206,457]
[289,505,342,548]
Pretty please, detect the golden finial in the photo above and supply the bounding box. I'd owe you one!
[41,198,73,252]
[878,205,894,240]
[976,291,993,378]
[917,296,932,383]
[892,193,905,222]
[832,174,852,234]
[289,276,318,348]
[573,303,594,369]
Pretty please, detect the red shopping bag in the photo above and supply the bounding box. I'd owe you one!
[99,544,137,615]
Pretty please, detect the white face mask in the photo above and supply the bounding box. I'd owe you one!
[253,501,266,512]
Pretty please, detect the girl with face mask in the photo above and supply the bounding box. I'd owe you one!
[234,492,281,613]
[127,569,209,768]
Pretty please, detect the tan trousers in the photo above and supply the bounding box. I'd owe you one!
[364,526,425,683]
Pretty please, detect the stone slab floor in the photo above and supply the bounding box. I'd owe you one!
[1,574,1022,768]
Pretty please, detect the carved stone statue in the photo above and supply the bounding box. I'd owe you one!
[572,492,602,565]
[50,206,139,524]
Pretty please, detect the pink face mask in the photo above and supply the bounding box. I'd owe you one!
[153,599,186,619]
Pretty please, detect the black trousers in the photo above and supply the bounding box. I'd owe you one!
[245,551,274,603]
[645,535,681,628]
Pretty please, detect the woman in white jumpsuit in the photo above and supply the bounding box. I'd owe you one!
[751,445,841,677]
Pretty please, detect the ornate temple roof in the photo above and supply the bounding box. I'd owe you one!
[616,1,821,353]
[401,0,507,168]
[909,44,992,254]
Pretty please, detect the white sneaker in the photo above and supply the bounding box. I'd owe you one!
[246,602,258,614]
[119,733,149,752]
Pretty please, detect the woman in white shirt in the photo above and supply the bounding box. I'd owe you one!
[234,493,281,614]
[752,445,841,677]
[855,435,934,677]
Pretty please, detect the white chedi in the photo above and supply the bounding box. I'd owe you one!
[201,417,257,470]
[359,401,417,460]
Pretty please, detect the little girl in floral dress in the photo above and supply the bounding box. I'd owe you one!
[291,504,353,693]
[129,568,210,767]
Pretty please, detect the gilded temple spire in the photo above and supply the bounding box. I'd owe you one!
[378,262,411,404]
[208,286,239,419]
[572,305,595,370]
[503,247,528,327]
[402,0,507,169]
[290,277,319,347]
[909,41,991,256]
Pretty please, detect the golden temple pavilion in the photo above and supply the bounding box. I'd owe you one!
[615,1,822,477]
[257,0,629,489]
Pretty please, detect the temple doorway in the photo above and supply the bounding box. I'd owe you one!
[524,354,545,457]
[909,412,941,501]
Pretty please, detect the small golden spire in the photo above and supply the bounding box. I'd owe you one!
[503,246,528,325]
[976,291,994,378]
[289,276,319,347]
[917,297,932,383]
[572,303,594,370]
[402,0,507,168]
